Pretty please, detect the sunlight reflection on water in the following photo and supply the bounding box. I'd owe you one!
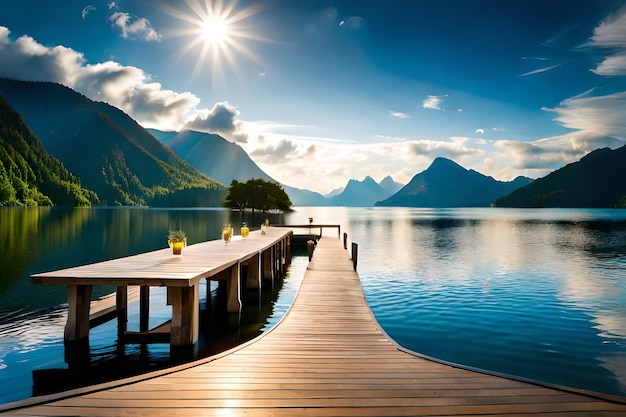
[286,207,626,397]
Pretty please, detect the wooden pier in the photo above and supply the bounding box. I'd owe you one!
[3,236,626,415]
[29,227,292,348]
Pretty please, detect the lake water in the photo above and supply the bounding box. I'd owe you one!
[1,206,625,404]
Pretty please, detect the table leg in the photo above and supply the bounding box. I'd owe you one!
[170,283,199,347]
[65,284,92,341]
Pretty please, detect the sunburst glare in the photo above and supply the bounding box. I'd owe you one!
[162,0,268,83]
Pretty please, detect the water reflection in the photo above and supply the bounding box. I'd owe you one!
[290,207,626,397]
[0,207,300,404]
[2,206,626,401]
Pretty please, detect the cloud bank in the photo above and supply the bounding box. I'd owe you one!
[184,102,248,143]
[588,6,626,76]
[109,12,162,41]
[0,26,201,132]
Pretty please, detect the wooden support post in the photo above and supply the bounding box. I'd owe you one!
[263,247,274,282]
[225,263,241,313]
[275,244,280,275]
[286,235,292,265]
[343,232,348,249]
[246,254,260,289]
[307,240,315,261]
[256,252,262,298]
[139,285,150,333]
[245,253,262,309]
[116,286,128,338]
[278,241,284,276]
[170,282,199,347]
[65,284,93,341]
[351,242,358,271]
[166,287,172,305]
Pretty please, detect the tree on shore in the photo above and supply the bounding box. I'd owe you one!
[222,178,292,212]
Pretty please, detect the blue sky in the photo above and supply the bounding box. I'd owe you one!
[1,0,625,194]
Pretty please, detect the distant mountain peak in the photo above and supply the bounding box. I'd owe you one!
[376,157,532,207]
[379,175,404,195]
[330,176,393,207]
[428,157,466,172]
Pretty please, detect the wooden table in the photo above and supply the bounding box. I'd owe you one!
[30,227,292,347]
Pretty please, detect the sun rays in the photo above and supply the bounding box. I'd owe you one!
[162,0,268,83]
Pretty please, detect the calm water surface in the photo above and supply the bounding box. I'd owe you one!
[1,206,626,404]
[294,206,626,398]
[0,207,306,404]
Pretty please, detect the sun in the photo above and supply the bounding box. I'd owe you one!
[162,0,268,83]
[201,17,230,45]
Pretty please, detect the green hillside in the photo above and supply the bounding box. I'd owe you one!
[0,96,98,206]
[495,146,626,208]
[0,79,225,206]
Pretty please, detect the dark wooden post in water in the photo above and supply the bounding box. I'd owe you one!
[139,285,150,333]
[343,232,348,249]
[351,242,358,271]
[65,284,92,341]
[169,283,200,346]
[115,286,128,338]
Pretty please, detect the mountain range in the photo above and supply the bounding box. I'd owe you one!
[1,78,626,208]
[328,175,403,206]
[0,78,224,206]
[150,126,406,206]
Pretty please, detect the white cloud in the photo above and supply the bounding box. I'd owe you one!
[519,63,562,77]
[0,26,199,131]
[0,28,86,86]
[0,27,8,46]
[82,5,96,19]
[588,6,626,48]
[588,6,626,75]
[475,128,485,134]
[543,89,626,136]
[486,88,626,176]
[593,52,626,76]
[184,102,248,143]
[108,2,118,9]
[407,137,483,161]
[109,12,162,41]
[422,95,446,110]
[390,111,409,119]
[250,138,298,163]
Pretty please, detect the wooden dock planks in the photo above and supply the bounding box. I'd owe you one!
[3,237,626,416]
